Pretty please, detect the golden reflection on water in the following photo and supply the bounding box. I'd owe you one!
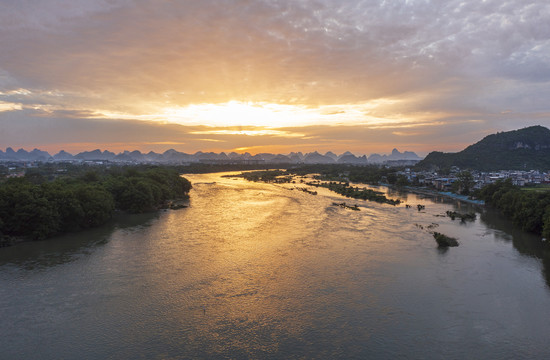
[3,171,550,359]
[155,172,458,355]
[182,175,332,348]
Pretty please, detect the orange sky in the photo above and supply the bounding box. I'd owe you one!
[0,0,549,155]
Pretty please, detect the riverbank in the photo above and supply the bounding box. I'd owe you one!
[0,167,191,242]
[400,186,485,205]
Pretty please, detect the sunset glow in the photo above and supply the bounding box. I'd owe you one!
[3,2,550,358]
[99,101,405,129]
[161,102,318,128]
[0,0,548,154]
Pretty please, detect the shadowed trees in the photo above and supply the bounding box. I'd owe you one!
[477,179,550,236]
[0,167,191,241]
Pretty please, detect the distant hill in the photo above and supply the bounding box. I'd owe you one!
[417,125,550,171]
[0,147,421,165]
[368,148,421,163]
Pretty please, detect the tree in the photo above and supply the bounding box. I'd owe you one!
[396,175,410,187]
[74,185,115,228]
[0,166,192,241]
[477,179,550,236]
[455,171,475,195]
[386,173,397,185]
[543,207,550,240]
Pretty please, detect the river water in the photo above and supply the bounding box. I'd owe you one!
[1,172,550,359]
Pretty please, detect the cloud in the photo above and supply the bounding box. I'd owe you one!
[0,101,22,112]
[1,106,545,157]
[189,129,304,138]
[0,0,131,31]
[1,1,549,104]
[0,0,549,153]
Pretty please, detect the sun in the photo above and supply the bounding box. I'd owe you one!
[96,100,396,130]
[160,101,320,128]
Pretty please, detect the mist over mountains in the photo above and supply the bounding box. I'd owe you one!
[0,147,421,165]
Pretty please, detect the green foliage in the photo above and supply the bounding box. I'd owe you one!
[308,181,401,205]
[0,166,191,241]
[418,125,550,171]
[226,170,292,183]
[282,164,402,185]
[395,175,410,187]
[446,210,476,222]
[74,185,115,228]
[433,232,459,247]
[521,184,550,193]
[0,178,61,239]
[232,167,401,205]
[543,208,550,240]
[24,169,48,185]
[80,170,101,183]
[386,173,397,185]
[104,167,191,213]
[478,179,550,236]
[453,171,475,195]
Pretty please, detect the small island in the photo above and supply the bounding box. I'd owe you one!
[227,170,401,206]
[433,232,459,247]
[446,211,476,222]
[332,202,360,211]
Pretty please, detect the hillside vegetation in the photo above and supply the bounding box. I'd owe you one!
[418,126,550,171]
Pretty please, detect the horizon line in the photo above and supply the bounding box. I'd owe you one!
[0,146,424,158]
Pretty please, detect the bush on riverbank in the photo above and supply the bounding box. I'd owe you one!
[476,179,550,237]
[0,167,191,240]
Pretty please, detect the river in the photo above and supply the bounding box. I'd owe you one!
[1,172,550,359]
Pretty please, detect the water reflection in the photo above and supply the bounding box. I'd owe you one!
[386,187,409,201]
[437,246,450,255]
[376,185,550,290]
[479,208,550,288]
[543,254,550,289]
[0,212,159,271]
[2,173,550,359]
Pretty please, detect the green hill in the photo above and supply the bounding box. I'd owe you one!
[417,125,550,171]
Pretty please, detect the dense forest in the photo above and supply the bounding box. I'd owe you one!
[476,179,550,239]
[0,167,191,242]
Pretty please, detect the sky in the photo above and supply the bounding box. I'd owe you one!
[1,0,549,156]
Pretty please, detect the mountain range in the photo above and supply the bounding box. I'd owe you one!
[418,125,550,171]
[0,147,422,165]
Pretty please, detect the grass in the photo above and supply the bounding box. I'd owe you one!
[521,184,550,193]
